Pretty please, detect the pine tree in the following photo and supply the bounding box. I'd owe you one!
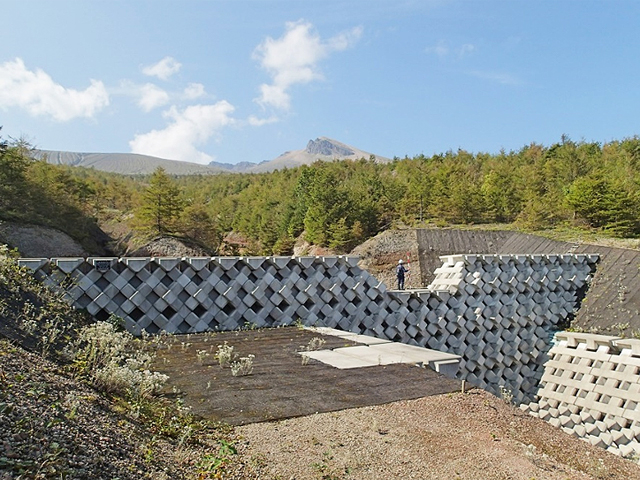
[137,167,184,235]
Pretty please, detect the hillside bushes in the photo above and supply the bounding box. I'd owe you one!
[0,135,106,253]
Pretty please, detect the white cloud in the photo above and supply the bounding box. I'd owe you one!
[247,114,279,126]
[118,80,202,111]
[328,25,364,51]
[142,56,181,80]
[129,102,235,164]
[0,58,109,121]
[137,83,170,111]
[183,83,205,100]
[426,41,476,58]
[253,20,362,110]
[459,44,476,56]
[425,41,449,57]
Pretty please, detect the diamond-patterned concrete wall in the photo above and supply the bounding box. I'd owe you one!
[521,332,640,458]
[409,253,599,403]
[18,253,597,405]
[24,253,640,457]
[18,256,378,335]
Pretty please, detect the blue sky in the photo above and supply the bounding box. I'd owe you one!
[1,0,639,165]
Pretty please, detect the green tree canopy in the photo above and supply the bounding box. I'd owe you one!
[137,167,184,235]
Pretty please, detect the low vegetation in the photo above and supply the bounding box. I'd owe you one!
[0,248,240,479]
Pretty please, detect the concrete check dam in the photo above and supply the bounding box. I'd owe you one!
[17,252,640,459]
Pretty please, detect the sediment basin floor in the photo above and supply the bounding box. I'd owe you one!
[152,327,460,425]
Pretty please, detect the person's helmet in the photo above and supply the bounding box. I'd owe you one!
[398,259,403,264]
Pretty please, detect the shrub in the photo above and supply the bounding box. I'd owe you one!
[215,341,235,367]
[73,320,168,399]
[230,355,254,377]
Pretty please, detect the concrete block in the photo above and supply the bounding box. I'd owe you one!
[17,258,50,271]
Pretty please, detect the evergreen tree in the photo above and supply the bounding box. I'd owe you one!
[179,203,221,251]
[328,217,353,252]
[137,167,184,235]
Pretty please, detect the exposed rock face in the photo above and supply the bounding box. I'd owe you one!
[127,236,211,257]
[248,137,389,173]
[0,221,87,257]
[305,138,354,157]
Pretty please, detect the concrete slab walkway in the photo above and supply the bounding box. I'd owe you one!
[302,327,461,376]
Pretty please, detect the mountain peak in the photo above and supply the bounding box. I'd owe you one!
[305,137,354,157]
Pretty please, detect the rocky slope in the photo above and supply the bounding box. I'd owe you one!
[244,137,391,173]
[0,221,89,258]
[351,228,421,289]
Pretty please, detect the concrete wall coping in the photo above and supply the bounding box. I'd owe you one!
[611,338,640,357]
[556,331,620,350]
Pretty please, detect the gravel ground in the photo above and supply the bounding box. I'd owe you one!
[228,389,640,480]
[0,339,221,480]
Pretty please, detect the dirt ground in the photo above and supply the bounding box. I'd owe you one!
[151,328,460,425]
[227,389,640,480]
[151,328,640,480]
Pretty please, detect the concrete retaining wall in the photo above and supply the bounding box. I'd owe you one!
[420,253,598,403]
[21,252,640,458]
[413,228,640,336]
[18,253,597,404]
[18,256,376,335]
[521,332,640,458]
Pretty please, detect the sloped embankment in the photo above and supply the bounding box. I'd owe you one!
[360,228,640,335]
[0,251,237,479]
[0,340,200,479]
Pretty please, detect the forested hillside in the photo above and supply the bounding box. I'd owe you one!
[3,132,640,256]
[0,134,110,253]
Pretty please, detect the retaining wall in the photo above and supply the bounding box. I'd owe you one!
[521,332,640,458]
[19,253,597,404]
[414,228,640,335]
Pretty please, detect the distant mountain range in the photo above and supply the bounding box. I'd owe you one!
[232,137,391,173]
[31,151,225,175]
[32,137,390,176]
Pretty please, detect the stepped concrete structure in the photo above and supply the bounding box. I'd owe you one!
[415,228,640,334]
[521,332,640,458]
[18,253,597,406]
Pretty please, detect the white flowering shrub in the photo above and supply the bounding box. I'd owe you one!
[306,337,326,351]
[215,341,235,367]
[230,355,254,377]
[73,320,168,398]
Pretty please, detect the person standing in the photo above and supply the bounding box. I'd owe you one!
[396,259,409,290]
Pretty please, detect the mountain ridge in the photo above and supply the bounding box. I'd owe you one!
[32,137,390,175]
[241,137,390,173]
[32,150,225,175]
